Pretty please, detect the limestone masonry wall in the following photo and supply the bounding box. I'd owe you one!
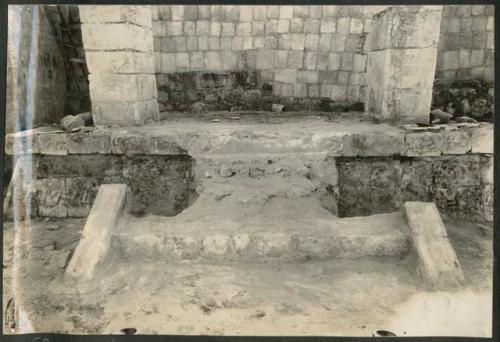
[151,5,494,112]
[436,5,494,83]
[152,5,383,111]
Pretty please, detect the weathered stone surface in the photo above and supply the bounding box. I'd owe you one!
[366,6,442,124]
[92,99,159,126]
[337,155,488,220]
[36,178,67,217]
[5,129,40,155]
[81,23,153,52]
[121,155,194,216]
[442,130,472,154]
[66,130,112,154]
[470,124,493,154]
[37,133,68,156]
[66,184,129,281]
[201,235,232,259]
[111,131,153,155]
[403,202,464,289]
[85,51,155,74]
[60,115,85,132]
[89,74,157,102]
[65,177,99,217]
[404,132,443,157]
[36,155,122,179]
[344,132,404,156]
[79,5,152,28]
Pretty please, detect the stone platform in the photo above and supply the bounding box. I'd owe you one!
[5,112,494,221]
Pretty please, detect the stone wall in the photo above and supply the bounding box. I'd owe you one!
[6,6,67,134]
[152,5,382,111]
[152,5,494,112]
[5,121,493,222]
[34,155,195,217]
[337,155,493,221]
[436,5,494,83]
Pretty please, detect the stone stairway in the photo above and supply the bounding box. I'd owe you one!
[112,152,411,264]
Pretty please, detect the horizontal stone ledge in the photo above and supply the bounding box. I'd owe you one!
[5,123,493,157]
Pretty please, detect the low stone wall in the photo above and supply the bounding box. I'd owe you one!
[5,120,493,221]
[337,155,492,221]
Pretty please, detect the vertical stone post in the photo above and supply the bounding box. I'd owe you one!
[79,5,159,125]
[365,6,443,124]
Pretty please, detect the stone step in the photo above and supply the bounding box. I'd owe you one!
[113,211,410,263]
[193,152,336,182]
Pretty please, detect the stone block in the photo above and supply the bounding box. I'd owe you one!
[290,18,304,33]
[256,50,274,70]
[279,6,293,19]
[210,21,221,36]
[171,5,184,20]
[287,51,303,68]
[297,70,318,84]
[274,69,297,83]
[404,202,464,289]
[36,178,67,217]
[471,125,493,154]
[239,6,253,21]
[371,6,443,51]
[262,6,277,19]
[290,33,305,50]
[66,184,129,281]
[345,132,404,157]
[111,130,152,155]
[205,51,222,70]
[65,177,99,217]
[304,19,320,34]
[37,133,68,155]
[336,18,350,34]
[89,74,157,102]
[79,5,152,28]
[85,51,154,74]
[404,132,443,157]
[81,23,153,53]
[442,130,472,155]
[92,99,159,126]
[161,53,176,73]
[4,128,48,155]
[201,235,232,259]
[277,20,290,33]
[66,130,112,154]
[320,18,336,33]
[221,22,235,36]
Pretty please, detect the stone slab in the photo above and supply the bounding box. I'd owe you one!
[66,184,129,281]
[404,132,444,157]
[66,130,112,154]
[403,202,465,289]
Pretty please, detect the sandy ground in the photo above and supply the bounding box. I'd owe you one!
[2,214,492,336]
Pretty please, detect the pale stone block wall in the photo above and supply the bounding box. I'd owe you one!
[79,5,159,125]
[365,6,443,123]
[436,5,494,83]
[152,5,380,103]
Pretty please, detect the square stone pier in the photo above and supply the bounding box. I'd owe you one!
[80,5,159,125]
[365,6,443,124]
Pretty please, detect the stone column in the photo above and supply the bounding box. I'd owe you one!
[365,6,443,124]
[79,5,159,125]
